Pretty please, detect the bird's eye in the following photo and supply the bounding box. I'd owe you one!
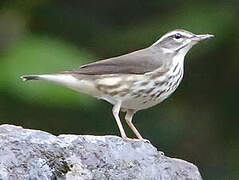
[174,33,182,39]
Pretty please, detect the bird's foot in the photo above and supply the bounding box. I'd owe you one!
[122,136,150,143]
[139,138,151,143]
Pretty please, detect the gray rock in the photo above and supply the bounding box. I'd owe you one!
[0,124,202,180]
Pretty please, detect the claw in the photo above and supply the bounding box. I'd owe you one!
[140,138,150,143]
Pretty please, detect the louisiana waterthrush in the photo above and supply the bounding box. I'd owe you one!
[21,29,213,142]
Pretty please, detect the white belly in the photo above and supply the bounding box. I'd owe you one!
[98,65,184,110]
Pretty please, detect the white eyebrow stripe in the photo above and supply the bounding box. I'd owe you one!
[151,30,195,46]
[152,32,179,46]
[163,31,192,38]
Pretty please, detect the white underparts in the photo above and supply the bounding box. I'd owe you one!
[37,74,98,96]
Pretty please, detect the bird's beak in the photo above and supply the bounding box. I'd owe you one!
[191,34,214,41]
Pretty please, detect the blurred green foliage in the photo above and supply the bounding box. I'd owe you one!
[0,0,238,179]
[0,35,95,106]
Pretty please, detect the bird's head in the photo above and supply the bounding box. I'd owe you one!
[153,29,214,55]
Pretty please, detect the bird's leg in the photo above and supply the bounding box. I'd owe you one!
[125,109,150,143]
[112,102,129,140]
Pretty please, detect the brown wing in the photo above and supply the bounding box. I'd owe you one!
[62,47,166,75]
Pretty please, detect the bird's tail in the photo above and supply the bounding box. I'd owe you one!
[20,75,41,81]
[20,74,100,96]
[20,74,81,86]
[20,74,64,82]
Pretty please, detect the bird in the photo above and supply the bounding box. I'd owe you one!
[21,29,214,143]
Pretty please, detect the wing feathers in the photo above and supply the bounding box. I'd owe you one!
[62,47,166,75]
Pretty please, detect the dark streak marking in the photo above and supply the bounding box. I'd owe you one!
[109,91,119,96]
[173,63,179,73]
[171,69,183,90]
[145,87,155,94]
[150,93,156,98]
[137,89,145,94]
[154,81,167,86]
[96,84,121,90]
[140,81,149,86]
[134,94,141,98]
[150,71,167,80]
[119,91,129,97]
[155,90,166,98]
[154,81,161,86]
[175,67,182,77]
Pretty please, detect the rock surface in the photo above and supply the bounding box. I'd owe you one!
[0,124,202,180]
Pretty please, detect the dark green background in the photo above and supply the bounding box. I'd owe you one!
[0,0,238,179]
